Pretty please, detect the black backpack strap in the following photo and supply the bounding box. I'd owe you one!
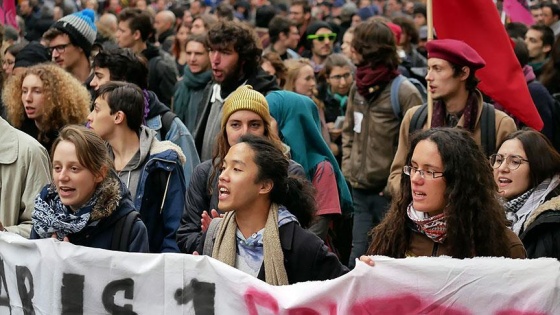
[409,103,428,135]
[160,111,177,140]
[480,103,496,156]
[111,211,140,252]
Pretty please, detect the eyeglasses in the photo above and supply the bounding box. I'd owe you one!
[329,72,352,81]
[48,43,71,54]
[1,60,14,66]
[403,165,444,179]
[307,33,337,42]
[489,154,529,170]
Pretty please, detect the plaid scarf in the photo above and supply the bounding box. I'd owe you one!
[407,203,447,244]
[504,175,560,235]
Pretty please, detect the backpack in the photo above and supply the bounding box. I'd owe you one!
[111,211,141,252]
[409,102,496,156]
[160,111,177,140]
[550,93,560,153]
[390,74,428,119]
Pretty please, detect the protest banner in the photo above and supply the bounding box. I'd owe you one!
[0,232,558,314]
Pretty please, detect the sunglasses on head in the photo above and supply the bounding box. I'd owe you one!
[307,33,337,42]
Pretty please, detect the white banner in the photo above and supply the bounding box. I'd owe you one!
[0,232,558,314]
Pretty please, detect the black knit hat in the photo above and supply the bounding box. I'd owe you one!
[51,9,97,57]
[14,42,51,69]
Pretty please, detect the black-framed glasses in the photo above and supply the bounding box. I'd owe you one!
[489,154,529,170]
[329,72,352,81]
[403,165,444,179]
[48,43,71,54]
[307,33,337,42]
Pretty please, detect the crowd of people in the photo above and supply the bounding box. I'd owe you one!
[1,0,560,286]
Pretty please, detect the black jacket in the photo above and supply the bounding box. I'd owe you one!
[197,221,349,284]
[176,159,305,254]
[520,189,560,260]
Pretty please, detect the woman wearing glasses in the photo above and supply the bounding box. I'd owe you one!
[492,129,560,259]
[361,128,525,262]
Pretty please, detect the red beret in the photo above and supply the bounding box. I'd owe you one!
[426,39,486,70]
[386,22,402,44]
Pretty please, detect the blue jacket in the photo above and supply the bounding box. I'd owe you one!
[145,90,200,188]
[30,174,149,253]
[134,132,187,253]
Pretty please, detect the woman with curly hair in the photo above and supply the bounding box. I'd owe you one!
[2,64,91,152]
[361,128,526,263]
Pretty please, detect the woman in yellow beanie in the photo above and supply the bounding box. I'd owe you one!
[176,85,306,254]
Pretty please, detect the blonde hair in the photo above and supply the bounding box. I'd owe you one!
[283,58,324,110]
[2,63,91,140]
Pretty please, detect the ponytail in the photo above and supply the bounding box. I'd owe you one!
[271,175,316,228]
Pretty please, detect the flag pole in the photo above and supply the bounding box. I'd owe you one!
[426,0,434,128]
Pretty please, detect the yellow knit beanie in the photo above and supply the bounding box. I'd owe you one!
[221,85,271,127]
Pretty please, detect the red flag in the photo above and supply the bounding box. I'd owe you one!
[433,0,543,131]
[503,0,534,25]
[0,0,18,29]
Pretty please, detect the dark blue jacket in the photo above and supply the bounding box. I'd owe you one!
[135,139,187,253]
[30,175,149,253]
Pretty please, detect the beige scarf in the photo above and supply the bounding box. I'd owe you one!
[212,203,289,286]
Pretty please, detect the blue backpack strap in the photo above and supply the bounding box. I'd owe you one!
[390,74,407,119]
[480,103,496,156]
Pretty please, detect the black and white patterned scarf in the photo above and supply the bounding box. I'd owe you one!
[32,185,99,240]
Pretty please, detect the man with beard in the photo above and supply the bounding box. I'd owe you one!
[303,21,337,75]
[193,21,279,161]
[264,16,301,60]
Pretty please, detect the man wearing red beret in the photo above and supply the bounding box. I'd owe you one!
[388,38,517,195]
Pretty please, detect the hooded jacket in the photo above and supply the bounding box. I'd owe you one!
[193,68,279,160]
[145,90,200,187]
[30,173,150,253]
[114,127,187,253]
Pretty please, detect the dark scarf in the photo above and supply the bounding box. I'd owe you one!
[431,91,479,132]
[355,64,399,100]
[173,68,212,124]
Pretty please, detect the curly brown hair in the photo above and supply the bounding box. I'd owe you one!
[367,128,511,258]
[2,63,91,141]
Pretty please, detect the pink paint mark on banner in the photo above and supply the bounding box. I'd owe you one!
[1,0,19,28]
[503,0,534,25]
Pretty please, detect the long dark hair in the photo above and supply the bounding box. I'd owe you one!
[237,134,316,228]
[367,128,510,258]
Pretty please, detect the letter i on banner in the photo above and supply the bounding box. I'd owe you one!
[1,0,19,28]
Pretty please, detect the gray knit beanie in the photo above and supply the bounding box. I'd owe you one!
[52,9,97,57]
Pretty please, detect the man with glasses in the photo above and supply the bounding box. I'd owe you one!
[265,16,301,61]
[342,20,422,268]
[304,21,337,74]
[388,39,517,196]
[42,9,97,88]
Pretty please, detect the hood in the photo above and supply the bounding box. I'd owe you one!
[124,126,157,171]
[89,172,123,221]
[146,90,169,119]
[149,138,187,166]
[523,194,560,231]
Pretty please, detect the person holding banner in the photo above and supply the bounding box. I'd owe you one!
[388,39,517,196]
[198,135,348,285]
[30,125,149,253]
[363,128,526,260]
[493,129,560,259]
